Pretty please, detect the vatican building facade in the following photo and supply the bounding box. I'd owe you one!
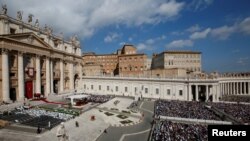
[0,4,250,141]
[0,8,250,103]
[0,10,82,102]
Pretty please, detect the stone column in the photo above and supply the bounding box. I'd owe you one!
[221,83,223,95]
[2,49,10,102]
[225,83,227,95]
[35,55,41,94]
[195,85,198,101]
[50,59,54,94]
[235,82,239,95]
[45,57,50,97]
[188,84,192,101]
[212,84,216,101]
[69,62,74,90]
[221,83,225,95]
[78,63,82,90]
[230,83,232,95]
[184,84,188,101]
[240,82,242,94]
[206,85,209,101]
[224,83,226,95]
[18,51,25,101]
[215,84,220,102]
[59,59,64,92]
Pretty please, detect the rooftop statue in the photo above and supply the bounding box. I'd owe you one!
[71,35,80,48]
[1,4,7,15]
[35,19,39,27]
[28,14,33,23]
[17,11,22,20]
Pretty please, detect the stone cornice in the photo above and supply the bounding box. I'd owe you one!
[0,37,82,59]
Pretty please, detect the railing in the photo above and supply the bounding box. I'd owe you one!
[82,75,250,82]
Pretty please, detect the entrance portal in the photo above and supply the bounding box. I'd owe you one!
[54,80,59,93]
[25,81,33,99]
[10,88,16,102]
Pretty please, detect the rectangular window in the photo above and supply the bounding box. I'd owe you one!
[167,89,170,95]
[145,88,148,94]
[107,86,109,91]
[116,86,118,92]
[135,87,137,93]
[156,88,159,94]
[99,85,101,90]
[125,87,128,92]
[84,84,86,89]
[10,28,16,34]
[91,85,94,90]
[179,90,183,96]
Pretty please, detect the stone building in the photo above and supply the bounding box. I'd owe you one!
[144,68,187,78]
[82,73,250,102]
[82,44,148,76]
[0,7,82,102]
[82,62,103,76]
[82,53,118,75]
[118,53,147,77]
[152,51,202,73]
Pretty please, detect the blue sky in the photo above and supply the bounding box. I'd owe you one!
[2,0,250,72]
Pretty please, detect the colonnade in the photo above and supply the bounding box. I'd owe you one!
[1,49,81,102]
[220,82,250,95]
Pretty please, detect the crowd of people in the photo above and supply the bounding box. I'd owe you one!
[221,95,250,103]
[85,94,113,103]
[21,108,74,121]
[155,100,220,120]
[210,102,250,124]
[151,120,208,141]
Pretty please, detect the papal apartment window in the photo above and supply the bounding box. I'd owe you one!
[116,86,118,92]
[125,87,128,92]
[179,90,183,96]
[145,88,148,94]
[10,28,16,34]
[91,85,94,90]
[99,85,101,90]
[107,86,110,91]
[167,89,170,95]
[156,88,159,94]
[84,84,86,89]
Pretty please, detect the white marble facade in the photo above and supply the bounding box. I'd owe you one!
[0,10,82,102]
[81,76,250,102]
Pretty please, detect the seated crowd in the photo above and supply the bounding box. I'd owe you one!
[86,94,113,103]
[210,102,250,124]
[221,95,250,103]
[155,100,220,120]
[152,120,208,141]
[0,106,73,129]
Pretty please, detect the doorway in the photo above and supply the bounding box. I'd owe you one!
[10,88,16,102]
[25,81,33,99]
